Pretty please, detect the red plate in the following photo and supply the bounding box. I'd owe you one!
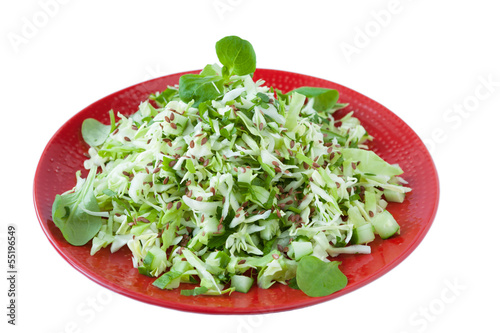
[33,69,439,314]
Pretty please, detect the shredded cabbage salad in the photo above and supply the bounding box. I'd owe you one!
[52,36,411,297]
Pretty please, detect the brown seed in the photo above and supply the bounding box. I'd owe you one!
[272,161,279,167]
[112,128,119,135]
[352,162,356,170]
[210,187,215,196]
[176,202,182,210]
[327,147,333,154]
[201,215,205,223]
[163,176,170,185]
[285,200,293,205]
[312,162,320,169]
[233,167,238,172]
[152,167,161,174]
[185,180,192,186]
[275,149,281,156]
[369,211,374,217]
[330,152,335,160]
[201,137,208,145]
[170,113,175,121]
[275,167,282,173]
[272,253,280,260]
[325,142,333,147]
[189,141,194,148]
[167,202,173,210]
[290,140,295,148]
[122,171,130,177]
[259,123,264,131]
[168,160,176,168]
[203,159,209,167]
[164,116,171,123]
[238,259,246,265]
[196,196,203,202]
[187,190,193,198]
[137,217,150,223]
[235,214,240,218]
[170,123,177,130]
[124,136,131,142]
[131,125,138,130]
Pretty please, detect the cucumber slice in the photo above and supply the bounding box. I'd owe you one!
[347,206,366,228]
[231,275,254,293]
[352,223,375,244]
[371,210,400,239]
[384,189,406,203]
[292,241,313,260]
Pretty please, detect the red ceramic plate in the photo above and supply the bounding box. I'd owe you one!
[33,69,439,314]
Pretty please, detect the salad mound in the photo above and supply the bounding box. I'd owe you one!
[52,36,411,297]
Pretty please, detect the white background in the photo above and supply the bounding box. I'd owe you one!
[1,0,499,332]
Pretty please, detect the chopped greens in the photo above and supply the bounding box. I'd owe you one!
[52,35,411,297]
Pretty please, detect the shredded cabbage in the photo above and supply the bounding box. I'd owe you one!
[54,37,411,297]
